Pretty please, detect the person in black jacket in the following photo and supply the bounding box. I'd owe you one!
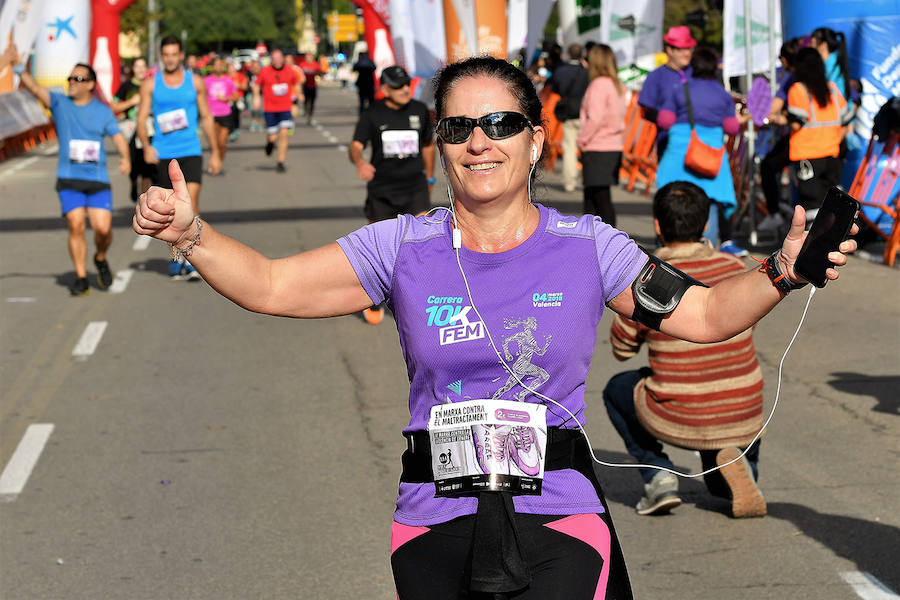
[549,44,588,192]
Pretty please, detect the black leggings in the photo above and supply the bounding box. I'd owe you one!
[760,134,790,215]
[583,186,615,227]
[391,512,633,600]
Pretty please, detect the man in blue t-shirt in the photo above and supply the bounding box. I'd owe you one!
[14,53,129,296]
[637,26,696,156]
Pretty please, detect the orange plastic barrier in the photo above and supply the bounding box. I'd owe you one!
[539,86,564,173]
[0,123,57,162]
[848,132,900,266]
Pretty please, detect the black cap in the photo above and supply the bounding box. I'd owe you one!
[380,65,410,88]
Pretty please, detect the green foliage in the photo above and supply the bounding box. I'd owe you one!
[663,0,723,51]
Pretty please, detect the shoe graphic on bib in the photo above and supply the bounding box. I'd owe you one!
[507,426,542,476]
[471,424,510,474]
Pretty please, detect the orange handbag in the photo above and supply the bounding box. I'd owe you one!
[683,82,724,178]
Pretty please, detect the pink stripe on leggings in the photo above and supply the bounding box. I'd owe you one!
[544,513,612,600]
[390,521,431,556]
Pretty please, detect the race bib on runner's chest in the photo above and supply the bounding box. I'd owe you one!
[68,139,100,163]
[381,129,419,158]
[157,108,188,134]
[428,399,547,497]
[271,82,289,97]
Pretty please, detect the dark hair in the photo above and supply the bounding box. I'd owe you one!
[73,63,97,82]
[132,56,147,67]
[433,56,544,127]
[567,43,582,60]
[690,47,719,80]
[160,35,182,51]
[778,38,801,70]
[793,47,831,107]
[653,181,710,243]
[811,27,850,98]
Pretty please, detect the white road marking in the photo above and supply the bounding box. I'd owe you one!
[41,143,59,156]
[6,297,37,303]
[72,321,108,358]
[132,235,152,251]
[325,135,338,143]
[841,571,900,599]
[109,269,134,294]
[337,144,348,152]
[0,155,39,180]
[0,424,55,501]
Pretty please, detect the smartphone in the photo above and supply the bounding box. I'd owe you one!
[794,187,860,288]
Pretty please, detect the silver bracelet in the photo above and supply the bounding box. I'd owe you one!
[170,216,202,261]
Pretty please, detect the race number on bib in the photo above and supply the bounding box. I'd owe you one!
[271,82,289,97]
[68,139,100,163]
[428,399,547,497]
[157,108,189,134]
[381,130,419,158]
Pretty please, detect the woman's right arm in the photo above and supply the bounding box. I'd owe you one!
[134,160,374,318]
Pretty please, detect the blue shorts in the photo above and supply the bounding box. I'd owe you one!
[264,111,294,134]
[59,188,113,215]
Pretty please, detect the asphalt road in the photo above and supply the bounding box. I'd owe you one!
[1,85,898,599]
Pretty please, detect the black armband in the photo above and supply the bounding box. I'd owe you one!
[631,255,708,330]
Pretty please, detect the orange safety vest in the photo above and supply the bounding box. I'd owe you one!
[787,81,853,161]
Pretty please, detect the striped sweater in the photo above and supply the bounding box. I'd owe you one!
[610,242,765,450]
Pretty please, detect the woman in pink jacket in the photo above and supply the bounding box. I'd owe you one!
[577,44,627,225]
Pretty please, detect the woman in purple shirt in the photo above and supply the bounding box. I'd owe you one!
[133,57,857,599]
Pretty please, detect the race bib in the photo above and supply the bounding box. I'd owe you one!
[157,108,188,134]
[429,399,547,497]
[381,129,419,158]
[68,139,100,163]
[271,82,289,97]
[118,119,136,140]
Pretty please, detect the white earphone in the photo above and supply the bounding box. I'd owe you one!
[531,144,538,163]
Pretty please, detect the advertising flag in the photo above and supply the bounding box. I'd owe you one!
[600,0,663,66]
[723,0,782,80]
[557,0,602,47]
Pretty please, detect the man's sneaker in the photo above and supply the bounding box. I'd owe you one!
[472,424,511,474]
[265,140,274,156]
[716,447,766,518]
[182,262,201,281]
[507,426,542,476]
[169,259,186,280]
[69,277,90,296]
[362,306,384,324]
[276,162,286,173]
[94,255,113,289]
[635,471,682,515]
[757,213,785,231]
[719,240,749,257]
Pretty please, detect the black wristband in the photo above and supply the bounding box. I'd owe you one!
[764,251,808,294]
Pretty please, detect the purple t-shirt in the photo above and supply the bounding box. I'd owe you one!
[660,77,735,129]
[637,64,692,115]
[338,204,646,525]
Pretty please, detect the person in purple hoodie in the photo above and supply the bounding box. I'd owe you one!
[132,56,858,599]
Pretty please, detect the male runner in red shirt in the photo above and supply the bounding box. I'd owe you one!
[253,49,303,173]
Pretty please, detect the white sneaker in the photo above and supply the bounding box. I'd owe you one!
[635,471,682,515]
[757,213,785,231]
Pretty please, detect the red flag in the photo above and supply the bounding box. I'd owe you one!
[352,0,396,98]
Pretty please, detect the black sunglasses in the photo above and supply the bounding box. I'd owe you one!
[68,75,93,82]
[436,111,533,144]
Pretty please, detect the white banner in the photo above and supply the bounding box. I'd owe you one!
[557,0,602,47]
[451,0,477,57]
[723,0,782,80]
[1,0,25,52]
[507,0,527,59]
[32,0,90,88]
[11,0,46,55]
[410,0,445,77]
[524,0,554,67]
[390,0,415,72]
[600,0,663,66]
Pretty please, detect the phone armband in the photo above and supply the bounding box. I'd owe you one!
[631,255,708,331]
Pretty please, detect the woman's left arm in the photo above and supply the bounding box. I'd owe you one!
[608,207,858,343]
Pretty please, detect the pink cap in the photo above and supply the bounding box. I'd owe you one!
[663,26,697,49]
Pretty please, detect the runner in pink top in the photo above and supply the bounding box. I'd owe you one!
[204,56,238,164]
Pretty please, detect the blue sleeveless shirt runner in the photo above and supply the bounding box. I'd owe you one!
[151,71,200,159]
[338,203,647,526]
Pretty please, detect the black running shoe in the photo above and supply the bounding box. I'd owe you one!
[94,255,113,289]
[276,162,286,173]
[70,277,90,296]
[265,140,274,156]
